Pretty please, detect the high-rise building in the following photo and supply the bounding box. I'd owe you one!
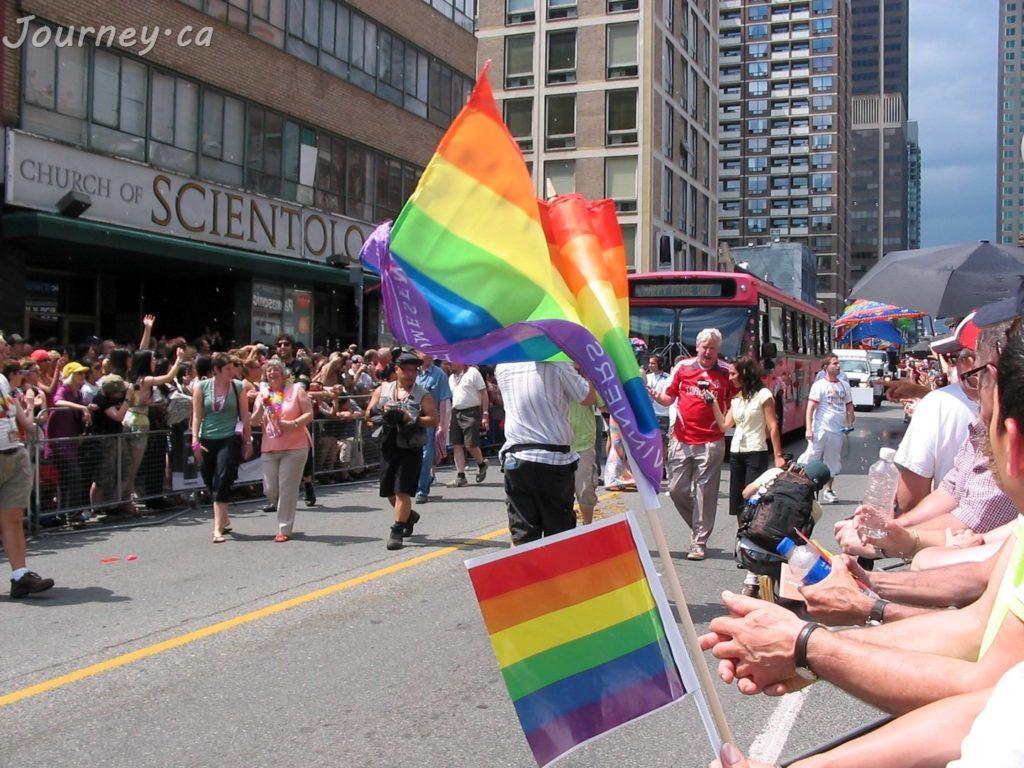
[717,0,851,317]
[477,0,719,273]
[906,120,921,249]
[847,0,910,283]
[0,0,475,346]
[999,0,1023,244]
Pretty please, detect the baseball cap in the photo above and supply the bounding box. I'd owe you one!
[395,351,422,367]
[930,312,980,355]
[29,349,50,363]
[100,374,127,394]
[61,362,90,377]
[798,461,832,491]
[973,286,1024,328]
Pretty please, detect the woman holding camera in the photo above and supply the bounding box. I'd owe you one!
[364,351,436,551]
[252,358,313,542]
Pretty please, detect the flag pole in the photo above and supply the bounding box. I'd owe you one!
[632,468,735,749]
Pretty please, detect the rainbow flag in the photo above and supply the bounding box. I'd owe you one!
[359,64,662,493]
[465,515,691,766]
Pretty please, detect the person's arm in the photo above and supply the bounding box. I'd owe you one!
[800,558,940,627]
[190,383,205,455]
[54,395,92,422]
[845,398,855,427]
[895,465,932,513]
[143,348,185,388]
[250,389,265,426]
[139,314,155,351]
[894,487,958,526]
[418,392,437,429]
[709,397,733,432]
[39,358,65,396]
[762,395,785,468]
[804,398,819,440]
[480,382,490,433]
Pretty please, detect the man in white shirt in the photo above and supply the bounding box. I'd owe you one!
[495,362,595,545]
[445,362,489,488]
[798,354,854,503]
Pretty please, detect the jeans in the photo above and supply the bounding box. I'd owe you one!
[417,427,436,496]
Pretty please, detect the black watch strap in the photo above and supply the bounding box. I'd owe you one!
[868,598,890,625]
[795,622,826,675]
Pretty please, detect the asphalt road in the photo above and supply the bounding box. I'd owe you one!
[1,403,906,768]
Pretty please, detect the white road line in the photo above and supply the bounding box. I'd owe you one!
[749,689,809,764]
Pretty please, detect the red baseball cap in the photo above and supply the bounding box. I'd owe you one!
[29,349,50,362]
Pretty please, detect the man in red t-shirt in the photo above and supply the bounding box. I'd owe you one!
[651,328,734,560]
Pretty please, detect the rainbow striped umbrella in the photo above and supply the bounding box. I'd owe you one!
[834,300,926,328]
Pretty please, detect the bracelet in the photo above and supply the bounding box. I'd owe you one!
[896,528,920,564]
[191,441,201,450]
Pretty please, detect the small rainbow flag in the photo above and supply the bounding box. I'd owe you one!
[465,515,691,766]
[359,64,662,494]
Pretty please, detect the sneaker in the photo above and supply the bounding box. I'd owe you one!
[403,509,421,538]
[10,571,55,599]
[386,523,405,551]
[686,545,706,561]
[446,475,468,488]
[475,462,488,483]
[262,503,276,513]
[822,489,838,504]
[415,492,429,504]
[304,481,317,507]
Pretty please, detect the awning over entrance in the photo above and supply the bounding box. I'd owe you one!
[2,211,359,287]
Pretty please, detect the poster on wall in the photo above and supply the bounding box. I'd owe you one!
[252,282,312,348]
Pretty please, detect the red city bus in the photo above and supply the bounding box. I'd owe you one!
[628,271,831,435]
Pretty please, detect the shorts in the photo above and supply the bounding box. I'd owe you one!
[0,446,32,509]
[124,412,150,450]
[379,446,423,498]
[449,407,482,449]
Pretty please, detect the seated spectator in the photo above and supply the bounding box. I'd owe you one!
[892,348,979,511]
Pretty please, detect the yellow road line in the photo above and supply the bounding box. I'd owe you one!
[0,527,511,708]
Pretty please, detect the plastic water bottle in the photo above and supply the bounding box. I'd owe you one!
[860,447,900,538]
[776,537,831,586]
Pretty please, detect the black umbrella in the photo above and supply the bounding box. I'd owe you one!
[849,240,1024,318]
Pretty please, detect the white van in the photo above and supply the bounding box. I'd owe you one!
[833,349,884,409]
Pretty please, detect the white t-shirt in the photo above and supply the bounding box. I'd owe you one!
[807,377,853,434]
[894,383,977,487]
[946,661,1024,767]
[449,366,485,410]
[645,370,670,418]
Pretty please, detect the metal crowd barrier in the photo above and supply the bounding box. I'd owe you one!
[27,397,505,531]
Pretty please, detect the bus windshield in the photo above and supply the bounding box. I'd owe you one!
[630,306,752,361]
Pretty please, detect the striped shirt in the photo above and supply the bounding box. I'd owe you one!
[943,420,1020,533]
[495,362,590,466]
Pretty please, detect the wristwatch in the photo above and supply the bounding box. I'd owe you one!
[867,598,890,626]
[794,622,826,681]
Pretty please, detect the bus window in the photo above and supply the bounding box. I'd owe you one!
[769,304,784,348]
[799,313,808,355]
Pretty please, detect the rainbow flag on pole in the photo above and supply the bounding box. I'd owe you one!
[359,64,662,495]
[465,515,694,766]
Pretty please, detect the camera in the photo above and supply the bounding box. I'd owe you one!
[697,379,711,391]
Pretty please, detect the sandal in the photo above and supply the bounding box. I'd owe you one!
[273,533,289,543]
[212,531,226,544]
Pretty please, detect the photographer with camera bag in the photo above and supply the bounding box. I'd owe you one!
[364,351,437,551]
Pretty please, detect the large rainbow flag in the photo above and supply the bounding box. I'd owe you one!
[465,514,693,766]
[359,64,662,494]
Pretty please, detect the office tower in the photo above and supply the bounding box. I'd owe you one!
[999,0,1023,244]
[478,0,719,272]
[906,120,921,249]
[718,0,851,317]
[848,0,910,284]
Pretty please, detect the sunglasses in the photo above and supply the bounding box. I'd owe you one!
[276,342,291,347]
[961,362,996,389]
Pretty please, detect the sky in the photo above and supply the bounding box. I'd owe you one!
[910,1,998,246]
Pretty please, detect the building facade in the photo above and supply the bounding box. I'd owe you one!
[477,0,719,273]
[906,119,920,249]
[0,0,475,348]
[999,0,1023,244]
[717,0,852,318]
[847,0,909,283]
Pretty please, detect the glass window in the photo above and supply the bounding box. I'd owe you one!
[252,0,286,46]
[545,159,575,194]
[505,35,534,88]
[90,51,147,159]
[245,106,284,195]
[748,62,768,77]
[812,75,834,92]
[545,93,576,149]
[20,23,88,144]
[747,176,768,194]
[605,155,637,212]
[548,0,577,20]
[314,133,345,213]
[812,114,832,130]
[811,173,832,192]
[607,22,638,78]
[507,0,536,24]
[812,0,833,13]
[812,37,833,53]
[606,89,637,145]
[504,98,533,151]
[286,0,320,64]
[347,144,373,221]
[375,155,404,221]
[748,24,769,39]
[547,30,577,84]
[148,72,198,174]
[748,81,769,96]
[811,133,833,149]
[811,56,833,72]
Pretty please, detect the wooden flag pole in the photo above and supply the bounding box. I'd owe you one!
[634,470,735,751]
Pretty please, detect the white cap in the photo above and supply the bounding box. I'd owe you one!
[879,447,896,461]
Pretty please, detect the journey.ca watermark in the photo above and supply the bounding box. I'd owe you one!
[2,15,214,57]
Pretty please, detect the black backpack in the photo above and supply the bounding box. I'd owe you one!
[738,470,817,552]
